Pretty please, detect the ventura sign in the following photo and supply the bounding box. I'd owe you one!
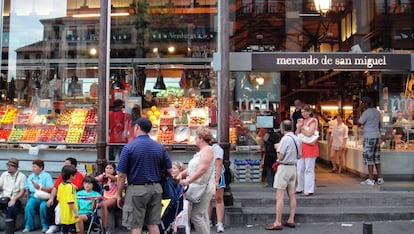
[225,52,413,71]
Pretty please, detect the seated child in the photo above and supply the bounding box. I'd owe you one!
[95,162,117,233]
[77,175,101,234]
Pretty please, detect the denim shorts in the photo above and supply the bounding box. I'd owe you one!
[61,223,77,234]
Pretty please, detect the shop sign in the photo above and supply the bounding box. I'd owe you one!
[395,28,414,41]
[248,53,412,71]
[149,28,216,42]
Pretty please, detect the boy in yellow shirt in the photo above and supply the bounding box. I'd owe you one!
[57,165,79,234]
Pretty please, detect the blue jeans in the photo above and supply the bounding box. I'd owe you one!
[6,199,21,221]
[24,195,49,230]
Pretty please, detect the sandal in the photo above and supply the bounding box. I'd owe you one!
[282,221,295,228]
[329,169,337,173]
[264,224,283,230]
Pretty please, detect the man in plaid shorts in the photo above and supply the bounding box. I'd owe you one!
[358,96,384,186]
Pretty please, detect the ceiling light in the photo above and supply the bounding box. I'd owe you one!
[314,0,331,15]
[168,46,175,53]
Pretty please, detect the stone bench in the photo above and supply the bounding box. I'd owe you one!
[0,204,124,232]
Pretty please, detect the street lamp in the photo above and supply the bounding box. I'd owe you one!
[314,0,331,15]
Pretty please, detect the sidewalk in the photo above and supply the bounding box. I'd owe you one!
[11,220,414,234]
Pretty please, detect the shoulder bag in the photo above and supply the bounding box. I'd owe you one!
[34,189,51,200]
[298,118,319,145]
[185,168,213,203]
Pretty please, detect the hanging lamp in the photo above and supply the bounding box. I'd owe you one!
[154,74,166,90]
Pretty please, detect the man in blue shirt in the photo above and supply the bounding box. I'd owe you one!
[117,117,172,233]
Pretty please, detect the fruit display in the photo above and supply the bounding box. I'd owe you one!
[1,108,18,124]
[65,125,85,143]
[0,128,12,141]
[145,106,161,126]
[85,110,97,125]
[188,108,208,127]
[81,126,97,143]
[21,127,39,142]
[70,109,88,125]
[155,86,185,98]
[158,125,174,144]
[56,109,74,125]
[159,116,174,126]
[182,97,196,109]
[51,127,68,142]
[8,127,26,142]
[37,126,56,142]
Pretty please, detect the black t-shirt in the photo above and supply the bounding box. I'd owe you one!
[292,108,302,131]
[263,129,281,166]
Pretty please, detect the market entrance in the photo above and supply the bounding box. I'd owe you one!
[224,52,414,181]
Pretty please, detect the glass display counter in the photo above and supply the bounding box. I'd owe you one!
[318,124,414,179]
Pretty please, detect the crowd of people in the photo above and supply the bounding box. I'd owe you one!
[0,157,118,234]
[0,97,385,233]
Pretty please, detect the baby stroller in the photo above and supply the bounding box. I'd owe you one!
[85,181,104,234]
[158,185,185,234]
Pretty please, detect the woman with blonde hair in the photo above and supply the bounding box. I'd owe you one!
[295,104,319,196]
[177,127,215,234]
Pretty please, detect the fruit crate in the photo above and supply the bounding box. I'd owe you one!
[157,125,174,144]
[1,108,18,124]
[8,125,27,142]
[21,127,40,142]
[37,125,56,143]
[81,125,97,143]
[70,109,88,125]
[66,124,85,143]
[51,125,68,142]
[0,127,12,142]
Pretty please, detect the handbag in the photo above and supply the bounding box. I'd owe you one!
[34,189,51,200]
[0,197,11,209]
[298,130,319,145]
[185,183,208,203]
[271,161,280,173]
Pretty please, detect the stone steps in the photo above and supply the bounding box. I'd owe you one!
[224,191,414,225]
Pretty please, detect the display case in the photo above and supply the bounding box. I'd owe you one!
[0,105,98,144]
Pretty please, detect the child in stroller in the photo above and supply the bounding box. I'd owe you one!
[76,175,102,234]
[158,161,189,234]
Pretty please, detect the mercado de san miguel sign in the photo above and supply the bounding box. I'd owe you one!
[227,52,414,71]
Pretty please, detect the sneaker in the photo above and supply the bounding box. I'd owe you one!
[377,178,385,185]
[45,225,59,234]
[22,229,30,233]
[360,179,375,186]
[216,223,224,233]
[210,221,213,227]
[42,228,48,233]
